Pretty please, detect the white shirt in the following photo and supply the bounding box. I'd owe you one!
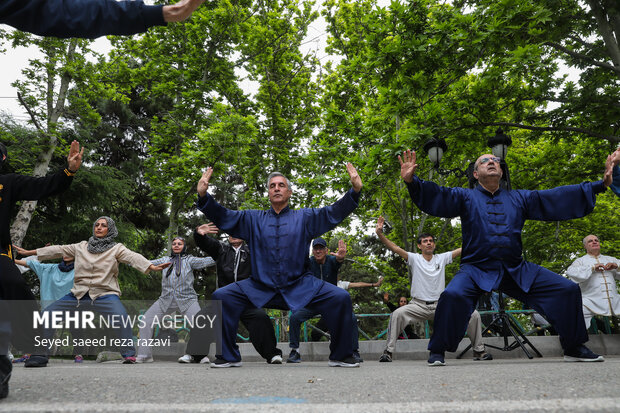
[566,254,620,317]
[337,280,350,290]
[406,251,453,301]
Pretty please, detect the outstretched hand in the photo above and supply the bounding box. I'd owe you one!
[67,140,84,172]
[163,0,206,22]
[331,239,347,262]
[346,163,362,193]
[149,262,172,272]
[197,167,213,197]
[398,150,418,183]
[196,223,219,235]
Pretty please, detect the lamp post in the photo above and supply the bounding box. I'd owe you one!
[422,138,448,168]
[488,128,512,160]
[422,137,468,179]
[487,128,512,190]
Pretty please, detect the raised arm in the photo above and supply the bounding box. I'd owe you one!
[399,149,418,184]
[399,150,465,218]
[331,240,347,263]
[303,164,361,238]
[451,248,462,260]
[195,167,251,240]
[375,216,408,261]
[10,141,83,202]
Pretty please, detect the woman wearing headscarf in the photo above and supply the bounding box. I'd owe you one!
[135,236,215,363]
[28,216,170,366]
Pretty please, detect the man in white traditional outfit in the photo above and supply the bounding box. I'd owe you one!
[566,235,620,329]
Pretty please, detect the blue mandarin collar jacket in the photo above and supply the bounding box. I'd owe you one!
[196,189,360,310]
[406,176,606,292]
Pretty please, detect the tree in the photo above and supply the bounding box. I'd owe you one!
[0,30,103,246]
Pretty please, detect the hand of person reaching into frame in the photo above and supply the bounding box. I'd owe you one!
[163,0,206,22]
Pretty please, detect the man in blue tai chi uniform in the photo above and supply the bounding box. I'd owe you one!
[398,149,615,366]
[195,163,363,368]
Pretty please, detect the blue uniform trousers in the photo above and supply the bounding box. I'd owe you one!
[428,266,588,354]
[213,281,355,362]
[289,308,359,351]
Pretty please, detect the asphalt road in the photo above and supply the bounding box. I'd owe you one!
[2,356,619,412]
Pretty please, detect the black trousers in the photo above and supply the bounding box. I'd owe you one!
[0,255,43,354]
[186,306,281,361]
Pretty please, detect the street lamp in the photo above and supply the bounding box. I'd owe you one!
[422,137,468,178]
[487,128,512,190]
[422,138,448,168]
[487,128,512,160]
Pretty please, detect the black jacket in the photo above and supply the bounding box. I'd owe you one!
[194,230,251,289]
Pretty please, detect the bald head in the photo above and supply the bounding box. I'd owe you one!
[583,234,601,256]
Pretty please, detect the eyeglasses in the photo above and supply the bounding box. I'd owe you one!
[479,156,501,165]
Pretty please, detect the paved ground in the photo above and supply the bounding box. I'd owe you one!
[2,356,620,412]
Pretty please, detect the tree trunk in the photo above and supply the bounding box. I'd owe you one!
[9,40,77,246]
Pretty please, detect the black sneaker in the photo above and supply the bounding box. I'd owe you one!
[352,350,363,363]
[473,350,493,361]
[563,345,604,362]
[24,355,48,368]
[427,352,445,366]
[287,349,301,363]
[328,356,360,368]
[0,355,11,399]
[210,358,242,368]
[379,351,392,362]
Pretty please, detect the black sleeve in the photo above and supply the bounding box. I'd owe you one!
[386,302,398,312]
[193,230,222,261]
[0,0,165,39]
[9,169,73,201]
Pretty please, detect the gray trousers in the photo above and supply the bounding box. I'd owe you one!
[385,298,484,354]
[137,299,201,358]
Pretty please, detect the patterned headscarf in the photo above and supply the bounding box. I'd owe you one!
[166,236,187,278]
[87,216,118,254]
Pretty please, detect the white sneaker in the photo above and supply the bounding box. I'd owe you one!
[269,354,283,364]
[178,354,194,363]
[199,356,210,364]
[136,356,153,363]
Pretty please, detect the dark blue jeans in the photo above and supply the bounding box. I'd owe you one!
[42,293,136,357]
